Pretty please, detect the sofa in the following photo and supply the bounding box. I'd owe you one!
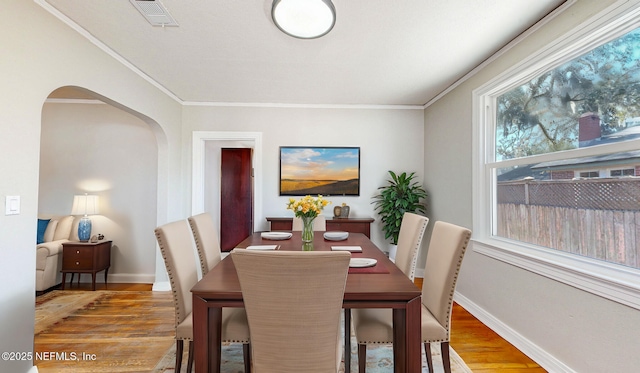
[36,215,75,292]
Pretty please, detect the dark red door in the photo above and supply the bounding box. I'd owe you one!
[220,148,253,251]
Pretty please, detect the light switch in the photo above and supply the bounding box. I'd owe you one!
[5,195,20,215]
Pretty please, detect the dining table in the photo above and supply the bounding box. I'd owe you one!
[191,231,422,373]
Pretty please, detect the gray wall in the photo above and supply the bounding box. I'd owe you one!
[39,102,158,283]
[183,105,425,251]
[424,0,640,371]
[0,1,182,371]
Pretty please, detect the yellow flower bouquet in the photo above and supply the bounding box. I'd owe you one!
[286,195,330,244]
[286,195,330,218]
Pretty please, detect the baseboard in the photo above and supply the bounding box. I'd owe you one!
[108,273,155,283]
[453,292,577,373]
[152,281,171,291]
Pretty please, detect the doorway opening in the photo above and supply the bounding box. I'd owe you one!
[192,132,263,250]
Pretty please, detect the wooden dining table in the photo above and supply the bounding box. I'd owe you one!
[191,231,422,373]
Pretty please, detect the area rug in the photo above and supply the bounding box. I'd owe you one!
[155,316,472,373]
[35,290,472,372]
[156,339,472,373]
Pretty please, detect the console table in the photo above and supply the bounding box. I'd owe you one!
[61,240,112,291]
[266,217,374,238]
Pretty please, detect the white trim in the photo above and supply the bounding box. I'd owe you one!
[474,239,640,310]
[151,281,171,292]
[454,292,577,373]
[192,131,263,233]
[472,0,640,311]
[34,0,182,103]
[44,98,106,105]
[107,273,156,284]
[183,101,423,110]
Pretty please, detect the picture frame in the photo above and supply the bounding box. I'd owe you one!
[279,146,360,196]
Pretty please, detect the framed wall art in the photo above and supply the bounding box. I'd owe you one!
[279,146,360,196]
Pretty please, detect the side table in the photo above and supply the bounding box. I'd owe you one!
[61,240,112,291]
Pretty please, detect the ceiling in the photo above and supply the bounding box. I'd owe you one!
[41,0,566,106]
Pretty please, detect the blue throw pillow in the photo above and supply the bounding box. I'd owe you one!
[37,219,50,244]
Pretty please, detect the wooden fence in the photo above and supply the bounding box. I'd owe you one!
[496,178,640,269]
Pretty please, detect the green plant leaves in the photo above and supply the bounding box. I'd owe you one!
[371,171,428,245]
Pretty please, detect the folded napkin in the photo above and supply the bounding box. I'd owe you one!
[246,245,279,250]
[331,246,362,252]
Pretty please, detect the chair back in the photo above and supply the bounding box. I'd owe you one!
[231,250,350,373]
[154,220,198,328]
[422,221,471,332]
[187,212,222,276]
[292,215,327,231]
[394,212,429,281]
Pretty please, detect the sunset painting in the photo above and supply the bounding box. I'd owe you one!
[279,147,360,196]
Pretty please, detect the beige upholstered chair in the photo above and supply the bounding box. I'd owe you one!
[344,212,428,369]
[352,221,471,373]
[187,212,222,276]
[231,250,351,373]
[291,215,326,231]
[155,220,251,373]
[393,212,429,281]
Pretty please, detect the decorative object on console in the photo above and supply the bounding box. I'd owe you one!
[333,205,342,218]
[71,193,99,242]
[339,203,350,218]
[271,0,336,39]
[286,195,329,245]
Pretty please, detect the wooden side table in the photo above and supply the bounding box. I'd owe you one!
[266,217,375,238]
[61,240,112,291]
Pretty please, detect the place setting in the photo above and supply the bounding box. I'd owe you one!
[260,231,292,240]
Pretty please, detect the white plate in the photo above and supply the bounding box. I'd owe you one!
[331,246,362,252]
[261,232,292,240]
[246,245,279,250]
[349,258,377,268]
[323,231,349,241]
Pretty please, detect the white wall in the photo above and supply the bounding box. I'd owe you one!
[0,1,182,372]
[424,0,640,371]
[183,105,426,251]
[39,102,158,283]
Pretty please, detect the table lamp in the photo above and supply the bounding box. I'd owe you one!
[71,193,99,241]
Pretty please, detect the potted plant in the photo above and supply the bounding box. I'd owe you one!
[371,171,428,258]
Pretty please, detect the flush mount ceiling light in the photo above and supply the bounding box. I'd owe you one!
[272,0,336,39]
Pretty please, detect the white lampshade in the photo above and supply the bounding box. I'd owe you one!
[272,0,336,39]
[71,194,100,216]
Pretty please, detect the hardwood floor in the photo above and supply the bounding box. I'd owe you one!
[42,282,546,372]
[413,278,546,372]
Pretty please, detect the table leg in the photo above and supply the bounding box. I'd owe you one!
[193,295,223,373]
[62,273,67,290]
[344,308,351,372]
[393,296,422,373]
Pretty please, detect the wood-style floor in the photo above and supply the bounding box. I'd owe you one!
[43,282,546,372]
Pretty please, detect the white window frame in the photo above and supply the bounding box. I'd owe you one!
[472,1,640,310]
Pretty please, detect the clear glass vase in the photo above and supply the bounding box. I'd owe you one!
[301,215,315,244]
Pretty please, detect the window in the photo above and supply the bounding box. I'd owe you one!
[610,168,635,176]
[579,171,600,178]
[473,3,640,310]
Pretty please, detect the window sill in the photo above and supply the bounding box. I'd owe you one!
[473,237,640,310]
